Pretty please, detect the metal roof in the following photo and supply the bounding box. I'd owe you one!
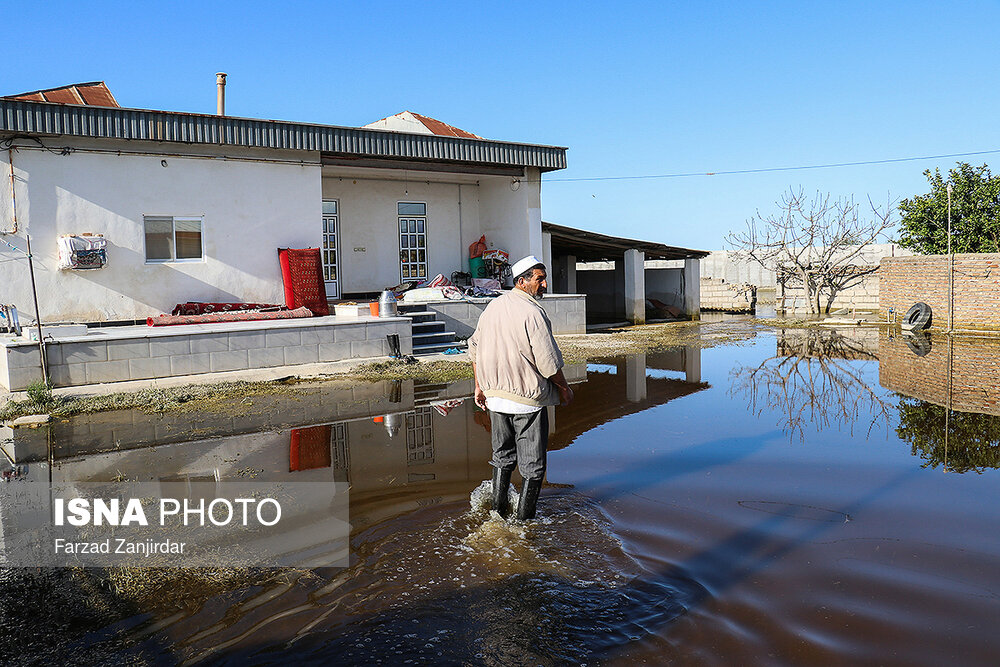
[5,82,119,107]
[0,99,567,172]
[543,221,709,261]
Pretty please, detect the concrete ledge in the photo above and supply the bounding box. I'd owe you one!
[409,293,586,336]
[1,315,413,391]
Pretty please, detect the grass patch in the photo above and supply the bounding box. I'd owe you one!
[0,378,303,422]
[352,359,473,383]
[557,320,757,363]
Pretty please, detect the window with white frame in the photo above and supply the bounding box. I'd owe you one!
[398,202,427,281]
[144,215,204,262]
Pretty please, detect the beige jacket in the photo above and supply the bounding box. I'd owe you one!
[468,288,564,407]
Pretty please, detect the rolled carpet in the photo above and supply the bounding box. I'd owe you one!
[147,306,313,327]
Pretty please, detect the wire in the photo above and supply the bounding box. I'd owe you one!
[545,148,1000,183]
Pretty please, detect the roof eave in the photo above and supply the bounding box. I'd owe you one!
[0,99,567,172]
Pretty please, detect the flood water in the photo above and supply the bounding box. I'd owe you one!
[2,322,1000,665]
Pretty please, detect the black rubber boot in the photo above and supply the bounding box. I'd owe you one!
[516,478,543,521]
[492,467,512,518]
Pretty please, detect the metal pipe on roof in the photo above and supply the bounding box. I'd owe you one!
[5,148,17,234]
[216,72,227,116]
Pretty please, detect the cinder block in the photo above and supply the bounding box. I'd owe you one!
[318,342,353,361]
[334,325,367,342]
[351,340,385,358]
[265,329,301,347]
[85,360,132,384]
[62,342,108,364]
[49,363,87,387]
[210,350,249,372]
[190,335,229,354]
[248,347,285,369]
[107,339,151,361]
[301,326,336,344]
[149,336,192,357]
[7,346,41,369]
[6,367,45,392]
[228,331,266,350]
[128,356,173,380]
[284,344,319,365]
[170,353,212,376]
[44,344,64,366]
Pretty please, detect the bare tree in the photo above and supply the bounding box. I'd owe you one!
[726,189,896,314]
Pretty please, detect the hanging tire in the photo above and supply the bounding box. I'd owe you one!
[902,302,932,330]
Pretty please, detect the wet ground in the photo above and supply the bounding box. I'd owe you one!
[2,321,1000,665]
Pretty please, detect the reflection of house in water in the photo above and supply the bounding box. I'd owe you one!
[0,349,709,553]
[551,347,707,450]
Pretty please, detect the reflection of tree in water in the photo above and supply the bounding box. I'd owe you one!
[731,328,892,439]
[896,397,1000,473]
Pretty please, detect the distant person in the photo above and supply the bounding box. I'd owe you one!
[468,255,574,520]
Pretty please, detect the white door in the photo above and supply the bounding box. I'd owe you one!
[322,200,340,298]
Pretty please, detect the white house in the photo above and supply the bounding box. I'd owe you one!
[0,84,566,323]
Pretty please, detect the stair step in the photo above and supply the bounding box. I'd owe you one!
[401,311,437,323]
[413,321,446,332]
[413,331,457,345]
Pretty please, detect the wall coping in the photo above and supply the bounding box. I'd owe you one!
[1,315,408,348]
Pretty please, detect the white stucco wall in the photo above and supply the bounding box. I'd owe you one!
[322,170,541,294]
[478,168,543,264]
[1,140,549,322]
[1,141,321,322]
[321,175,482,293]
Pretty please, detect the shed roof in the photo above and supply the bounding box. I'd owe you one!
[4,81,119,107]
[543,221,709,262]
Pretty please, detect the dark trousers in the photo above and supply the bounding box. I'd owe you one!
[490,408,548,481]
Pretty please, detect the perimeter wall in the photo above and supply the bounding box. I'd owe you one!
[879,254,1000,329]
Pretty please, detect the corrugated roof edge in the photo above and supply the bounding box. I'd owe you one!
[0,99,567,171]
[543,221,710,261]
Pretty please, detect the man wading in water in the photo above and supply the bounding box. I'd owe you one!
[468,255,574,520]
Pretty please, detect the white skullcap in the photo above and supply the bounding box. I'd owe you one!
[510,255,545,279]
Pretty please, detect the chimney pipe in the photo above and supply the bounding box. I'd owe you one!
[216,72,227,116]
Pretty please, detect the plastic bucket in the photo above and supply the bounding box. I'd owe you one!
[369,302,379,316]
[469,256,488,278]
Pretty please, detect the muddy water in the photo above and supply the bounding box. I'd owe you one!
[2,326,1000,665]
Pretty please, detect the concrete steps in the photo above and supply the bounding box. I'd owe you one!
[397,304,465,355]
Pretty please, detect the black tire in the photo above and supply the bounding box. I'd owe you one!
[903,332,932,357]
[903,302,932,330]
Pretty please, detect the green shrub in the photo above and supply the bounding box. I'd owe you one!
[25,379,53,406]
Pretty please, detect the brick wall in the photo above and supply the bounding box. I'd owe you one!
[880,254,1000,329]
[878,331,1000,416]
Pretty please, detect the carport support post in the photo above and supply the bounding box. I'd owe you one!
[624,248,645,324]
[683,258,701,319]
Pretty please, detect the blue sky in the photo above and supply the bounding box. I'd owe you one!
[6,1,999,250]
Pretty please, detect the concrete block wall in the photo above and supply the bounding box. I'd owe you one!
[700,278,756,312]
[878,331,1000,416]
[880,254,1000,329]
[779,272,880,313]
[422,294,586,337]
[1,316,412,391]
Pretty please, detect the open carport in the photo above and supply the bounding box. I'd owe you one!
[541,222,708,324]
